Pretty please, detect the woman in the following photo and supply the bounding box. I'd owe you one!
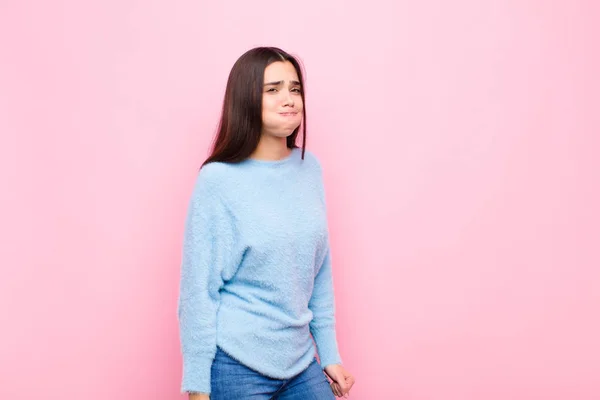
[178,47,355,399]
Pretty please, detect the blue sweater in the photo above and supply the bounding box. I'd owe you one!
[177,148,342,394]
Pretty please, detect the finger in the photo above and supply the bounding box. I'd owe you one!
[330,382,338,397]
[338,380,350,395]
[328,374,344,395]
[331,382,342,397]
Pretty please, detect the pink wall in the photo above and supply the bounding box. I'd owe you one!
[1,1,599,399]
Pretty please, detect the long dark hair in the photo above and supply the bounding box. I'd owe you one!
[201,47,307,167]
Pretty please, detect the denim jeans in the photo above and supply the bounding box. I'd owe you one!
[210,347,336,400]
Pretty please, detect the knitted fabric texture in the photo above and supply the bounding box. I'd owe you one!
[177,148,341,394]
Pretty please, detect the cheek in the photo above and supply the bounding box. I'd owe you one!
[262,99,277,124]
[262,96,278,111]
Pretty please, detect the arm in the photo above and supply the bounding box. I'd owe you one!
[178,170,238,395]
[308,245,342,368]
[309,247,356,397]
[308,158,355,397]
[308,159,342,368]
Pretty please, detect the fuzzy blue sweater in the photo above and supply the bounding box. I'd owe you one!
[177,148,342,394]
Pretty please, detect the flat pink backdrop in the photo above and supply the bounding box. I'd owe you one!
[1,1,599,399]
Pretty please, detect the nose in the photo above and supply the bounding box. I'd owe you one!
[283,89,294,107]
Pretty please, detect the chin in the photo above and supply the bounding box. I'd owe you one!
[264,126,300,138]
[274,131,295,138]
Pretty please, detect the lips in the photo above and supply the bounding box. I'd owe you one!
[279,112,298,116]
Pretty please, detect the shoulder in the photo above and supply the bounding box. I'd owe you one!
[198,161,235,180]
[193,161,238,196]
[300,149,324,173]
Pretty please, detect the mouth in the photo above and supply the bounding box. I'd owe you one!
[279,112,299,116]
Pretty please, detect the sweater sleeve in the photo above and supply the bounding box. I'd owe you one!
[177,168,239,394]
[308,160,342,368]
[308,244,343,368]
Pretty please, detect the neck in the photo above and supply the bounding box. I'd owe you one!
[250,135,291,161]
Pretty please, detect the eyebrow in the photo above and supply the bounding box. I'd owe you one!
[264,80,301,86]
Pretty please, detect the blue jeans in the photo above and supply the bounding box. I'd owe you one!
[210,347,336,400]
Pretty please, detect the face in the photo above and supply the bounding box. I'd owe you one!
[261,61,304,138]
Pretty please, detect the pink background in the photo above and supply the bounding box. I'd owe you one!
[1,1,599,399]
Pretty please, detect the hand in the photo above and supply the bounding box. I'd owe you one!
[324,364,355,398]
[188,393,209,400]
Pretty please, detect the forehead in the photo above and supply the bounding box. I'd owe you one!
[264,61,299,81]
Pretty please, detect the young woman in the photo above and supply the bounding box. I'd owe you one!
[178,47,355,400]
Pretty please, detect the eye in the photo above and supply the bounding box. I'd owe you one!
[291,87,302,93]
